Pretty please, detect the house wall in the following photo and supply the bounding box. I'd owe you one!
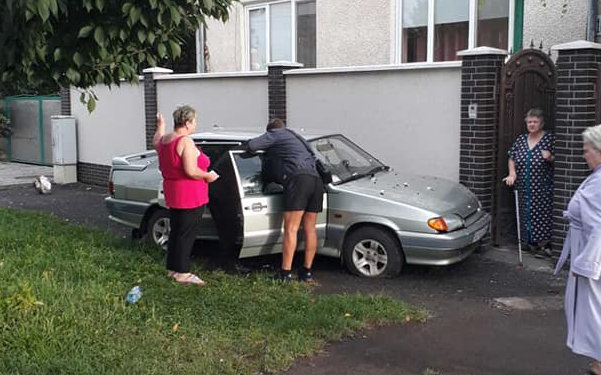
[70,83,145,165]
[523,0,588,57]
[155,73,269,132]
[317,0,394,67]
[205,3,244,72]
[285,64,462,181]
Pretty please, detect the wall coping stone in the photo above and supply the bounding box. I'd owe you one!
[267,61,304,68]
[552,40,601,51]
[156,71,268,81]
[284,61,462,76]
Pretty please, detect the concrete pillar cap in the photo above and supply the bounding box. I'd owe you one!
[266,61,304,68]
[142,67,174,74]
[457,46,508,57]
[552,40,601,51]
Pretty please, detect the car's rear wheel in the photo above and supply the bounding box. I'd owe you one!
[343,227,403,278]
[146,209,170,250]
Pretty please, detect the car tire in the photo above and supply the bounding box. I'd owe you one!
[146,209,170,250]
[343,227,404,278]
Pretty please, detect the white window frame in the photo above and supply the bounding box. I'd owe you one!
[395,0,515,64]
[245,0,315,71]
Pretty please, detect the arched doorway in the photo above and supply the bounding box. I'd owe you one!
[492,48,556,246]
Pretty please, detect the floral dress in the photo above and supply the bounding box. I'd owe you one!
[508,132,555,245]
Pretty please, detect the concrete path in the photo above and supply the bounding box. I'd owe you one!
[0,162,53,187]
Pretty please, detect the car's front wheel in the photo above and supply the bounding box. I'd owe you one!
[343,227,404,278]
[146,209,170,250]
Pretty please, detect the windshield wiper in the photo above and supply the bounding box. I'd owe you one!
[364,165,388,177]
[337,165,388,184]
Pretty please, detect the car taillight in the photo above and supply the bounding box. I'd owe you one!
[108,181,115,196]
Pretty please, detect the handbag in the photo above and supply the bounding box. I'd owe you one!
[286,129,333,184]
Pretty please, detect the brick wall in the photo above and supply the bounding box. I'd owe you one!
[552,45,601,250]
[267,63,301,122]
[59,87,71,115]
[458,51,506,215]
[77,162,111,187]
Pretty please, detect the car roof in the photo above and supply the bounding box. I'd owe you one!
[191,127,330,142]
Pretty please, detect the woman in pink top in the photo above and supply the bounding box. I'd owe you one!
[153,105,218,286]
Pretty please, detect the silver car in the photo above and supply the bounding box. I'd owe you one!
[105,130,490,278]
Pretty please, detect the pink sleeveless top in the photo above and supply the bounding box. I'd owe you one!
[157,136,210,209]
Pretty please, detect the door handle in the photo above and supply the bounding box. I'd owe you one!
[245,202,267,212]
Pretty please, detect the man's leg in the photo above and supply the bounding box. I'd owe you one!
[302,212,318,269]
[282,210,305,271]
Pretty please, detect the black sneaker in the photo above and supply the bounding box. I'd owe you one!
[297,269,316,284]
[272,270,292,282]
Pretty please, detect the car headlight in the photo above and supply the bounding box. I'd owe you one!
[427,214,464,233]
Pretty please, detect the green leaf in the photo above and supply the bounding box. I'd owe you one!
[121,2,132,14]
[78,25,94,38]
[25,9,34,21]
[119,30,127,41]
[169,41,181,57]
[140,14,148,27]
[66,68,81,84]
[157,43,167,58]
[93,26,106,46]
[73,52,83,67]
[149,0,158,9]
[53,48,61,61]
[130,6,141,25]
[202,0,214,9]
[79,92,86,103]
[170,6,181,25]
[137,30,146,43]
[37,0,50,21]
[147,31,156,44]
[87,97,96,112]
[95,0,104,12]
[48,0,58,17]
[83,0,93,12]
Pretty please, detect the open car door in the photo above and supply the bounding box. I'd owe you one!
[229,150,327,258]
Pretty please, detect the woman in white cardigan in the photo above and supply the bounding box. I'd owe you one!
[555,124,601,375]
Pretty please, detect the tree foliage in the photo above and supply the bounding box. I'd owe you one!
[0,0,235,106]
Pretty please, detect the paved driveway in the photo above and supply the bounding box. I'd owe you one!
[0,183,590,375]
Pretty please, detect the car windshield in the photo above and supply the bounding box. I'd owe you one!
[310,135,387,184]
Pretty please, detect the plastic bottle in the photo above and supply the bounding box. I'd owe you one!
[126,286,142,303]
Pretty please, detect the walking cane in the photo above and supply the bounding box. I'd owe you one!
[514,188,523,268]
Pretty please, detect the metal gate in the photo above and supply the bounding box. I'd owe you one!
[4,95,61,166]
[492,48,556,246]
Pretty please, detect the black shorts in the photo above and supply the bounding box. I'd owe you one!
[283,174,324,212]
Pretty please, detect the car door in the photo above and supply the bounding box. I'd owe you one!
[229,150,327,257]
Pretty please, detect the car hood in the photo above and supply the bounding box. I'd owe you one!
[334,171,480,218]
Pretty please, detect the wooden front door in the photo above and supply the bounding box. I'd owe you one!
[493,48,556,246]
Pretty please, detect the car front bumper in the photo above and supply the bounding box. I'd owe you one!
[398,212,491,266]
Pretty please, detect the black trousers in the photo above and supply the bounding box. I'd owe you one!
[166,205,205,273]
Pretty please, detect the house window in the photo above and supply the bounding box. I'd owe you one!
[247,0,316,71]
[398,0,513,64]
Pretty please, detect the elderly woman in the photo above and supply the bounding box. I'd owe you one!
[504,108,555,257]
[554,124,601,375]
[153,105,218,286]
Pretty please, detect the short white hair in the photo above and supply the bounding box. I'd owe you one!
[583,124,601,151]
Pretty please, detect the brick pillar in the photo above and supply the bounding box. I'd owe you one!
[59,86,71,115]
[142,67,173,149]
[267,62,303,122]
[457,47,507,217]
[551,41,601,251]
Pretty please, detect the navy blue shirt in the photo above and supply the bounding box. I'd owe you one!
[246,128,318,182]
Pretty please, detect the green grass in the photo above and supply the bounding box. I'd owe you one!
[0,207,427,375]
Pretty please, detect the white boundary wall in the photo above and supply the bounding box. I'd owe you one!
[286,63,462,181]
[71,83,145,165]
[155,72,268,132]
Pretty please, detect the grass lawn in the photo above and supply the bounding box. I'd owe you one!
[0,207,427,375]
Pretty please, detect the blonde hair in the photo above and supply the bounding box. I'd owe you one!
[172,105,196,129]
[583,124,601,151]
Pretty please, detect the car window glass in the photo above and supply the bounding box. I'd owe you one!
[311,135,383,182]
[196,142,238,160]
[232,154,264,196]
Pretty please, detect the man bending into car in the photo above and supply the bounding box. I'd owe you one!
[246,118,324,283]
